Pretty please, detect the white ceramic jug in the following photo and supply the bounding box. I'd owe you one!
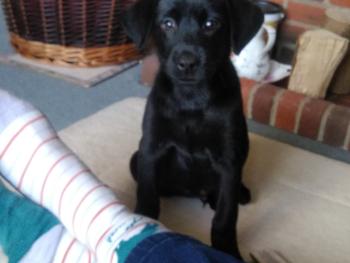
[232,24,277,81]
[232,1,285,82]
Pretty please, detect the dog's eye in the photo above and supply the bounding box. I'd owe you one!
[203,19,221,33]
[161,18,177,31]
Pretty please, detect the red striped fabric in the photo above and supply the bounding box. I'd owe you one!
[96,224,114,252]
[18,135,58,190]
[61,239,76,263]
[58,168,90,217]
[0,114,44,159]
[40,152,74,204]
[72,184,106,233]
[86,201,121,235]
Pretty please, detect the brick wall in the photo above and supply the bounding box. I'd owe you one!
[240,79,350,151]
[274,0,350,40]
[271,0,350,62]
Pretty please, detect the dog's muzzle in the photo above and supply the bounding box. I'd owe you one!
[176,50,199,73]
[170,45,204,82]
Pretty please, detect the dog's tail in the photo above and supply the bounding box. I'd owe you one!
[129,151,138,181]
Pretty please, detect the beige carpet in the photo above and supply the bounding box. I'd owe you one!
[57,97,350,263]
[1,97,350,262]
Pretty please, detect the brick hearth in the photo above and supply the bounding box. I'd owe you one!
[241,79,350,151]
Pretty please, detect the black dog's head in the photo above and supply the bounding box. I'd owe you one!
[123,0,263,84]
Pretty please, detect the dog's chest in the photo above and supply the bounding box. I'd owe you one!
[158,140,220,198]
[170,110,225,148]
[156,111,225,195]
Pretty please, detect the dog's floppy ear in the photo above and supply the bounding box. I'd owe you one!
[122,0,158,51]
[227,0,264,54]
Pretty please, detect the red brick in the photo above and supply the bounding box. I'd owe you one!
[287,1,326,26]
[298,99,329,139]
[269,0,285,6]
[305,0,326,2]
[252,84,280,124]
[323,106,350,147]
[330,0,350,8]
[240,78,258,116]
[275,90,305,132]
[280,21,310,41]
[240,78,257,89]
[140,53,159,87]
[328,94,350,108]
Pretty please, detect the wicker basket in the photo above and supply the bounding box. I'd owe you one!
[2,0,140,67]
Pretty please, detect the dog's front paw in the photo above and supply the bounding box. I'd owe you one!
[213,241,242,260]
[212,233,242,259]
[135,204,160,220]
[239,183,251,205]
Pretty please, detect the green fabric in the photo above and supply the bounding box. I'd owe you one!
[116,223,159,263]
[0,180,59,263]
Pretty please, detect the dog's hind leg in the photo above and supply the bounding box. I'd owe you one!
[130,151,139,181]
[239,183,251,205]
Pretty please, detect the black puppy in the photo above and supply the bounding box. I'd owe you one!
[123,0,263,258]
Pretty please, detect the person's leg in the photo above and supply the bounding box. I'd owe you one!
[125,232,244,263]
[0,89,166,263]
[0,178,243,263]
[0,179,57,263]
[0,179,93,263]
[0,89,245,263]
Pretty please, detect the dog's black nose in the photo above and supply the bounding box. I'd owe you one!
[176,51,199,72]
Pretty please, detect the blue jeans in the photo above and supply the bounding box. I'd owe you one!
[125,232,244,263]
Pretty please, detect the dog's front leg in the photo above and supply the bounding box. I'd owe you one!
[135,153,160,219]
[211,163,243,259]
